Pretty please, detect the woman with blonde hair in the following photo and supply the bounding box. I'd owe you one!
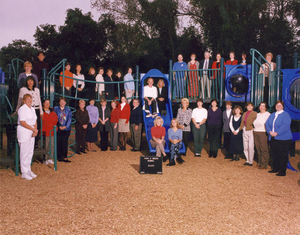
[176,98,192,156]
[167,118,183,166]
[150,116,167,158]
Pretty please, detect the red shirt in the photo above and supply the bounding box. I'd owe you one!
[41,110,58,136]
[110,108,120,123]
[225,60,238,65]
[151,126,166,139]
[118,103,131,123]
[60,70,73,88]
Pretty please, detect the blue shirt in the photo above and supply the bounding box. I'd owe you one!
[54,106,72,131]
[124,73,135,91]
[168,128,182,141]
[173,62,188,79]
[86,105,99,124]
[265,111,292,141]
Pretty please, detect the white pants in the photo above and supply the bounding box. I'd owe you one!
[19,137,35,174]
[243,128,254,164]
[126,90,134,104]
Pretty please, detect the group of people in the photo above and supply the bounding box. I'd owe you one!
[59,63,136,106]
[172,51,276,103]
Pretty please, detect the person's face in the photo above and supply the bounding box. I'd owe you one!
[204,52,210,59]
[27,79,34,87]
[148,79,154,87]
[79,102,85,109]
[266,55,272,62]
[43,100,50,109]
[91,69,95,75]
[226,104,232,110]
[156,120,162,127]
[181,101,188,108]
[211,101,217,107]
[116,72,121,78]
[37,53,45,62]
[197,101,203,108]
[171,119,177,128]
[133,100,139,107]
[121,97,126,103]
[259,103,266,112]
[111,102,116,109]
[66,65,71,71]
[247,104,253,111]
[178,55,183,62]
[235,108,241,115]
[99,69,104,75]
[101,101,107,107]
[128,68,132,74]
[275,102,284,111]
[107,71,112,77]
[242,54,246,60]
[89,100,95,106]
[60,99,66,107]
[216,54,221,61]
[25,64,32,73]
[230,53,235,59]
[191,55,196,60]
[24,97,32,107]
[76,65,81,73]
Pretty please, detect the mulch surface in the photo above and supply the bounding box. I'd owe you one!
[1,136,299,234]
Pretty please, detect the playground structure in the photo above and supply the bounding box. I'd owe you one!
[0,49,299,172]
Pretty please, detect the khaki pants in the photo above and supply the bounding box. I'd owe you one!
[243,128,255,164]
[254,131,269,168]
[130,123,142,150]
[150,139,165,157]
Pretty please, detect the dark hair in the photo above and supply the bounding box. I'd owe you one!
[275,100,284,108]
[210,99,218,105]
[233,105,243,115]
[59,97,67,102]
[127,67,132,72]
[259,102,269,109]
[25,76,36,89]
[89,97,95,102]
[42,99,53,112]
[65,62,71,67]
[245,102,254,108]
[196,98,203,104]
[226,101,232,106]
[37,51,44,57]
[98,67,104,72]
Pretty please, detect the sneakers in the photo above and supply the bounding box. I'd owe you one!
[29,171,37,178]
[152,112,158,118]
[146,113,152,118]
[47,159,54,164]
[21,173,33,180]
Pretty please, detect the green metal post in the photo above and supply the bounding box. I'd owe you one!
[276,55,282,102]
[15,140,19,176]
[220,58,224,107]
[8,64,12,80]
[40,117,43,148]
[135,65,139,98]
[169,60,173,99]
[54,125,57,171]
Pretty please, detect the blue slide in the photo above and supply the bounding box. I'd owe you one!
[140,69,185,154]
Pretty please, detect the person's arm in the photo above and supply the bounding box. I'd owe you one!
[20,121,38,135]
[81,75,85,89]
[240,114,245,130]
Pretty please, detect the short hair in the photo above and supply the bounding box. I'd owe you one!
[265,52,273,60]
[133,99,140,103]
[181,98,189,106]
[65,62,71,67]
[88,67,95,75]
[23,93,32,100]
[216,53,221,57]
[233,105,243,115]
[157,79,165,87]
[225,101,232,106]
[59,97,67,102]
[147,77,154,83]
[229,51,235,56]
[111,100,118,106]
[259,101,268,109]
[25,76,36,89]
[107,69,113,74]
[196,98,203,104]
[127,67,132,72]
[23,61,32,68]
[100,98,107,103]
[43,99,50,103]
[170,118,180,128]
[79,99,85,105]
[37,51,44,57]
[98,67,104,73]
[242,52,247,57]
[154,116,164,127]
[210,99,218,105]
[191,53,196,57]
[275,100,284,107]
[245,102,254,108]
[89,97,95,102]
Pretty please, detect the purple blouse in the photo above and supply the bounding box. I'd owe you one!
[207,108,222,125]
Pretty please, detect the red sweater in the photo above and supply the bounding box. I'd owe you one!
[118,103,131,123]
[60,70,73,88]
[110,108,120,123]
[151,126,166,139]
[225,60,238,65]
[41,110,58,136]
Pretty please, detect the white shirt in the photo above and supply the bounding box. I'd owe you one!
[229,115,241,133]
[95,74,104,93]
[144,85,157,99]
[17,87,43,115]
[253,112,271,132]
[272,110,284,132]
[192,108,208,123]
[17,104,37,142]
[226,109,232,119]
[73,73,85,89]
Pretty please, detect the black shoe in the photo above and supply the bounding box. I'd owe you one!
[276,172,286,176]
[130,149,138,152]
[166,160,175,166]
[235,155,240,161]
[243,163,249,166]
[81,151,87,154]
[268,170,279,173]
[248,164,253,166]
[176,157,184,164]
[58,159,71,163]
[209,154,213,158]
[75,151,81,155]
[163,155,168,162]
[213,155,217,158]
[230,155,236,161]
[224,156,231,159]
[110,149,116,151]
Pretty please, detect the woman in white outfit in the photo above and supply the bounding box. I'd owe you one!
[17,94,38,180]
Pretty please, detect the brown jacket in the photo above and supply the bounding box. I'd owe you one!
[240,111,257,131]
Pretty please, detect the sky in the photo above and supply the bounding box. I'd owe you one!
[0,0,100,48]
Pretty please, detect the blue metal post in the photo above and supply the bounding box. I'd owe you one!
[276,55,282,101]
[220,58,224,107]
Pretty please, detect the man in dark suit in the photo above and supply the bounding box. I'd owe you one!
[97,99,111,151]
[199,51,214,99]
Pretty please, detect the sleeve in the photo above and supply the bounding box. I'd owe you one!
[18,106,27,121]
[168,128,172,140]
[16,89,24,111]
[18,73,24,88]
[151,127,155,138]
[265,114,272,134]
[229,116,235,133]
[124,74,128,90]
[33,74,39,86]
[179,129,183,140]
[136,108,143,125]
[153,88,158,99]
[191,109,196,120]
[81,75,85,89]
[66,109,72,128]
[187,62,191,69]
[276,113,291,136]
[125,105,130,123]
[73,74,77,88]
[240,114,245,130]
[162,127,166,137]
